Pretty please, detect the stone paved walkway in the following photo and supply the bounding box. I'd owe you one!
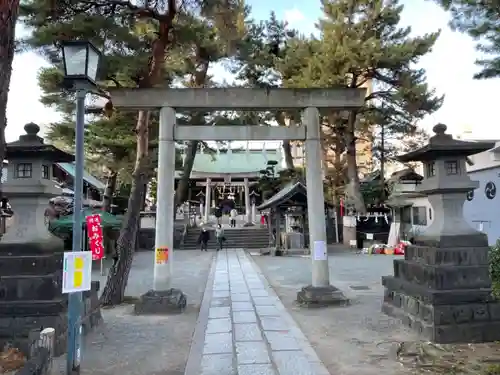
[184,249,330,375]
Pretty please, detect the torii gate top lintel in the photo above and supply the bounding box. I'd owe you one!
[108,87,366,110]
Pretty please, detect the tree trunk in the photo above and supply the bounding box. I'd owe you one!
[0,0,20,200]
[100,1,177,305]
[345,114,366,213]
[103,170,117,212]
[174,57,209,206]
[332,135,343,208]
[102,170,118,259]
[379,122,385,202]
[175,140,198,206]
[282,141,294,170]
[100,111,150,306]
[141,182,148,210]
[276,113,294,170]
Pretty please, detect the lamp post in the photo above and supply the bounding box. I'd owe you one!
[60,40,102,375]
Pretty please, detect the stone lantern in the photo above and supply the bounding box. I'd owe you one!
[0,123,98,355]
[382,124,500,343]
[1,122,74,251]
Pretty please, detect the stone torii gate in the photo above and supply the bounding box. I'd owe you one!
[110,87,365,307]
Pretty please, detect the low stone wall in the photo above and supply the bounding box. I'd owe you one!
[137,228,155,250]
[137,224,184,250]
[14,347,50,375]
[11,281,102,375]
[50,281,102,356]
[0,281,102,361]
[82,281,103,335]
[13,327,55,375]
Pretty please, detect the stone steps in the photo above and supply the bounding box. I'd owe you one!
[182,228,270,250]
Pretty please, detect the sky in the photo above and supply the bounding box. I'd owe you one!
[7,0,500,146]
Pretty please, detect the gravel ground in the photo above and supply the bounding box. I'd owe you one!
[51,250,214,375]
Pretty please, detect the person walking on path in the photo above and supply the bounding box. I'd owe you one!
[230,208,238,228]
[198,227,210,251]
[215,224,225,251]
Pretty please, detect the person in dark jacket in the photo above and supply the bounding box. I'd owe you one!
[198,228,210,251]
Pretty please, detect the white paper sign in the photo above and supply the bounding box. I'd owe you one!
[313,240,327,261]
[62,251,92,294]
[349,240,357,247]
[366,233,374,240]
[343,216,357,227]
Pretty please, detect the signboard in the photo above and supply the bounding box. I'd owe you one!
[62,251,92,293]
[155,247,169,265]
[86,214,104,260]
[313,240,327,261]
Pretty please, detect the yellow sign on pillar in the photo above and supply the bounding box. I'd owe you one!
[62,251,92,293]
[74,256,84,288]
[155,247,169,265]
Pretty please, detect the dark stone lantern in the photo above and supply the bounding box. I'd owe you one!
[0,123,75,354]
[382,124,500,344]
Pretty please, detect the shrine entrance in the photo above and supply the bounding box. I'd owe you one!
[109,87,365,303]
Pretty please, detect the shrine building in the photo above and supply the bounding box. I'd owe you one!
[174,146,284,210]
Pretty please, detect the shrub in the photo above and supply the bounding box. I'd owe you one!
[490,240,500,299]
[484,364,500,375]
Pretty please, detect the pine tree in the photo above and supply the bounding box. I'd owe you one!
[288,0,443,212]
[20,0,248,305]
[173,3,249,206]
[232,12,304,170]
[436,0,500,78]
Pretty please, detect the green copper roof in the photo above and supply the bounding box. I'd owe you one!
[192,150,283,173]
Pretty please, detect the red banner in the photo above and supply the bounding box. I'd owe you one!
[86,214,104,260]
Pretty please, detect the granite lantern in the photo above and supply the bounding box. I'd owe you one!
[381,124,500,343]
[1,123,74,250]
[0,123,101,355]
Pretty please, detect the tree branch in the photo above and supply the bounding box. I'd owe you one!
[74,0,167,20]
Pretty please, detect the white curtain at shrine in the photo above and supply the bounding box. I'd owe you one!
[261,141,268,162]
[246,141,251,160]
[276,143,283,167]
[181,143,187,166]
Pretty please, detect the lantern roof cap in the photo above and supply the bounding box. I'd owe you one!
[397,123,495,162]
[6,123,74,162]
